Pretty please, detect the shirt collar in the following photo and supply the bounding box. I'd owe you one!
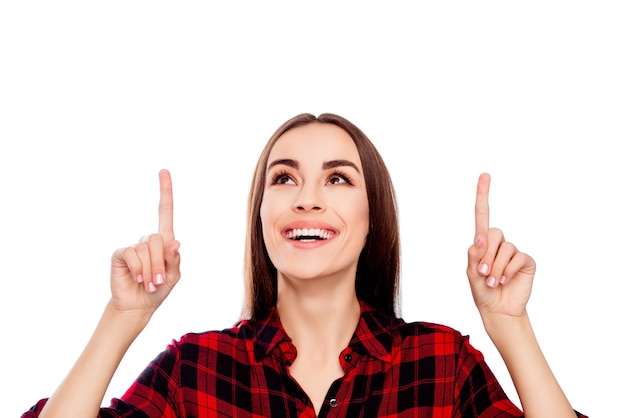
[348,301,396,362]
[249,300,398,363]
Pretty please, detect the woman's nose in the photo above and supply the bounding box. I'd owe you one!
[293,184,325,212]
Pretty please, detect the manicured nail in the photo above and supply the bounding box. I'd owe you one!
[148,282,157,293]
[479,264,489,275]
[499,276,506,284]
[136,274,143,283]
[476,237,484,248]
[487,277,497,288]
[155,274,164,285]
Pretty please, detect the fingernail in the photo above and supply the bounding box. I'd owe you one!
[476,237,483,248]
[487,277,497,288]
[155,273,164,285]
[499,276,506,284]
[148,282,157,293]
[136,274,143,283]
[479,264,489,275]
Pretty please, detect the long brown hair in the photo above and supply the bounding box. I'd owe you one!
[242,113,401,321]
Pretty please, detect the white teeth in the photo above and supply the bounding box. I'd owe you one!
[287,228,334,240]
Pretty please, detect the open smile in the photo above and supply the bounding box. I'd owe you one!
[285,228,335,242]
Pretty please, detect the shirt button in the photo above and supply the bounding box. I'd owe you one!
[343,353,352,362]
[329,398,338,408]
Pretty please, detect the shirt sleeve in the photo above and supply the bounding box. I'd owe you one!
[455,334,524,417]
[454,335,588,418]
[21,341,184,418]
[106,342,184,417]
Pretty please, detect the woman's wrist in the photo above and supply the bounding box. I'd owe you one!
[102,301,152,339]
[480,309,532,346]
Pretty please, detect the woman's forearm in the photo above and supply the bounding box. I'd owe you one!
[39,302,150,418]
[483,311,577,418]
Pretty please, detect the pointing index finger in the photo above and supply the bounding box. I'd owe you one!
[474,172,490,244]
[158,169,175,241]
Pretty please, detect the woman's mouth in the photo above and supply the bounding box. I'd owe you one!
[285,228,335,242]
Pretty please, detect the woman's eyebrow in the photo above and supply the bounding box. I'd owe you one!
[322,159,361,173]
[267,158,360,173]
[267,159,298,171]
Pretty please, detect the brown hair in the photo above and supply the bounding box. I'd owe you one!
[242,113,400,321]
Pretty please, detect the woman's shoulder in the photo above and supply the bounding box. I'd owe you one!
[167,317,282,353]
[173,322,255,346]
[358,302,471,348]
[157,317,287,369]
[152,324,255,366]
[394,318,469,344]
[399,319,463,334]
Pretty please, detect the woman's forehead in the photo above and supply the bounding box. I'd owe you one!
[268,123,361,165]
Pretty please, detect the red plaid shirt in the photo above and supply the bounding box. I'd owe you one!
[24,301,586,417]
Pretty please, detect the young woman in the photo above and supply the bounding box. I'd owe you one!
[24,113,586,417]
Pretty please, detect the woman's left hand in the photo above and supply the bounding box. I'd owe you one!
[467,173,536,319]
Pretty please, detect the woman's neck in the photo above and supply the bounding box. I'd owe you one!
[276,272,361,355]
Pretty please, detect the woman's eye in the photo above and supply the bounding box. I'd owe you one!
[328,174,350,185]
[273,173,295,185]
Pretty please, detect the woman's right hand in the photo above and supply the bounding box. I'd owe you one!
[109,169,181,316]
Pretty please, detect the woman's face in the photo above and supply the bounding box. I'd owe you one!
[260,123,370,283]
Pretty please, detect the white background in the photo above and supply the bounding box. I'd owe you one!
[1,2,623,416]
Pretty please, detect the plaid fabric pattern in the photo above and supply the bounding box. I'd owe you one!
[24,301,586,417]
